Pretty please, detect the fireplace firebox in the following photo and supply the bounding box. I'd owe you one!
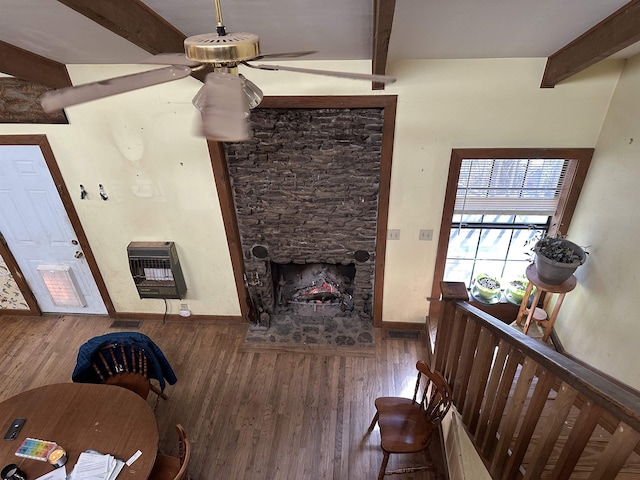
[273,263,355,316]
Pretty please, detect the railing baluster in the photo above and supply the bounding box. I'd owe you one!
[475,338,509,448]
[453,317,481,410]
[503,366,555,480]
[551,399,604,480]
[586,422,640,480]
[444,310,467,383]
[463,328,497,434]
[482,348,523,458]
[523,382,578,480]
[491,357,538,476]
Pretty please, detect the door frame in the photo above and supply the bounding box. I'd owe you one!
[0,229,40,315]
[0,134,115,316]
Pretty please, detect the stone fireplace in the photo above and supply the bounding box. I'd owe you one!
[223,98,392,330]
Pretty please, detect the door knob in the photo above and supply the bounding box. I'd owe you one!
[74,251,84,258]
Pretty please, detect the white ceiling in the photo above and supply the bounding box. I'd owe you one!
[1,0,638,66]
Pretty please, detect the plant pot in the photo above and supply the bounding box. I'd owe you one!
[507,278,534,303]
[533,239,586,284]
[474,273,501,300]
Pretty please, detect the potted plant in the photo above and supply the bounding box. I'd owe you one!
[528,233,587,285]
[507,276,534,303]
[474,273,501,300]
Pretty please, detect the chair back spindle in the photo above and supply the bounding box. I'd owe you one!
[90,344,163,400]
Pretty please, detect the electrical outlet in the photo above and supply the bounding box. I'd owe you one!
[388,229,400,240]
[419,229,433,241]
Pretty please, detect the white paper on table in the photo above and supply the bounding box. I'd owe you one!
[107,459,125,480]
[70,452,119,480]
[34,466,67,480]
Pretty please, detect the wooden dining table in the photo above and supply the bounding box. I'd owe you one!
[0,383,158,479]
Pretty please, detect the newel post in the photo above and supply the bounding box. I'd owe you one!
[433,282,469,373]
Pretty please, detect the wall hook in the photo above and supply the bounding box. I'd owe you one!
[99,184,108,201]
[80,184,87,200]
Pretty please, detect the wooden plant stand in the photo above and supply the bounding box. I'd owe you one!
[515,264,577,342]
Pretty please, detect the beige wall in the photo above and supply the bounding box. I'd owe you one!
[369,58,620,323]
[555,54,640,391]
[0,58,622,322]
[1,65,239,317]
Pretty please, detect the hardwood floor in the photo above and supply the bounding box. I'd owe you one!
[0,314,443,480]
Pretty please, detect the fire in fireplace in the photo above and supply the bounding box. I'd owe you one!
[273,263,355,316]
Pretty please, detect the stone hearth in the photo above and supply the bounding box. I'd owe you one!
[245,313,374,347]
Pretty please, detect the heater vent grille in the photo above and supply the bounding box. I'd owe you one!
[37,264,86,307]
[386,329,422,341]
[109,320,141,329]
[127,242,187,299]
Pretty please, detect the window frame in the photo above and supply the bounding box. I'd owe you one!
[429,148,593,321]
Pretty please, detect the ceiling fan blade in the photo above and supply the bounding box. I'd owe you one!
[40,66,192,113]
[252,50,317,61]
[140,53,202,67]
[243,62,396,84]
[199,72,250,142]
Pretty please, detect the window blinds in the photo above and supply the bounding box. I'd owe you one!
[455,158,568,215]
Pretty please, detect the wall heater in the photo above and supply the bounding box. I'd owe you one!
[127,241,187,299]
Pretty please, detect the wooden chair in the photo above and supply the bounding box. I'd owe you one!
[91,344,168,400]
[368,361,452,480]
[149,424,191,480]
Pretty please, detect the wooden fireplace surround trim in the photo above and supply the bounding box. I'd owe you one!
[208,95,398,327]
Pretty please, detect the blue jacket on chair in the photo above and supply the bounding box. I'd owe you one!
[72,332,177,391]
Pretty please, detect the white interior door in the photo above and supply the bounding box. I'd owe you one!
[0,145,107,314]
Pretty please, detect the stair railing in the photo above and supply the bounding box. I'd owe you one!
[434,281,640,480]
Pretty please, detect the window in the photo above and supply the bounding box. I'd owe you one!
[445,213,547,287]
[429,148,593,319]
[445,157,568,286]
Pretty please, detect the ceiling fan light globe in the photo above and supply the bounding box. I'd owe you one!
[200,72,250,142]
[192,75,262,112]
[239,74,263,109]
[192,85,206,111]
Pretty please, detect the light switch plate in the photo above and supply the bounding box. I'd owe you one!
[388,229,400,240]
[419,229,433,241]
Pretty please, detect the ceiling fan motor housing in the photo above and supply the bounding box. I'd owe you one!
[184,32,260,64]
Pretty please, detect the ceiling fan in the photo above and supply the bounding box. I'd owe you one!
[40,0,396,142]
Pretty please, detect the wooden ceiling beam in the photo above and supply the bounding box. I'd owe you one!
[0,40,72,89]
[56,0,186,55]
[541,0,640,88]
[55,0,209,82]
[372,0,396,91]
